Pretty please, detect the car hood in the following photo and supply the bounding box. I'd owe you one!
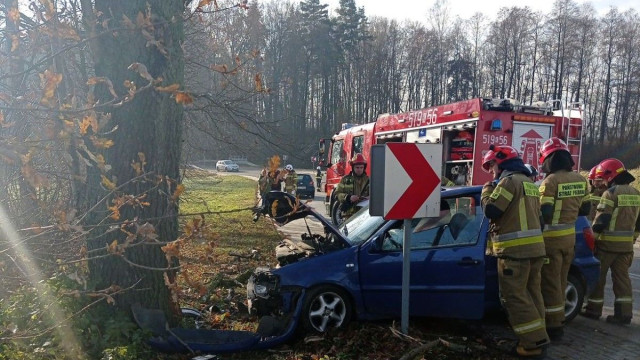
[260,191,350,246]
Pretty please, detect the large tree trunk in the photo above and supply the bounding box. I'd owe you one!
[80,0,184,318]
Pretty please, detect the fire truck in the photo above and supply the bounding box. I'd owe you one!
[319,97,584,224]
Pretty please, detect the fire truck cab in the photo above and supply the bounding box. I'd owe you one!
[319,98,583,225]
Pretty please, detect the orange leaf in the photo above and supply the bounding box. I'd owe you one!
[175,91,193,104]
[210,64,228,73]
[172,184,185,201]
[39,69,63,104]
[254,73,264,92]
[101,175,116,190]
[8,7,19,23]
[155,83,180,93]
[91,136,114,149]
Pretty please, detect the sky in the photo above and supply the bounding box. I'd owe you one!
[316,0,636,22]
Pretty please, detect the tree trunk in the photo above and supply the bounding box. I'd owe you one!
[80,0,184,319]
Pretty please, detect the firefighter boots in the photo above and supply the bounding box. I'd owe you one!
[580,310,601,320]
[512,344,548,359]
[546,327,563,341]
[606,315,631,325]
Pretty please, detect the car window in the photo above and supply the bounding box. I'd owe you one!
[380,196,482,251]
[338,205,386,246]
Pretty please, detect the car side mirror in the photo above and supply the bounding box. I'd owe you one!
[369,235,383,252]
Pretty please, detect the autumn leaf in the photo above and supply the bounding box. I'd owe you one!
[155,83,180,93]
[210,64,228,73]
[8,7,19,23]
[175,91,193,104]
[254,73,263,92]
[128,62,153,82]
[39,69,63,105]
[101,174,116,190]
[172,184,185,201]
[87,77,118,99]
[79,114,95,135]
[91,136,114,149]
[107,239,119,254]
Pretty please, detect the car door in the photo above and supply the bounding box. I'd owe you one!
[358,194,488,320]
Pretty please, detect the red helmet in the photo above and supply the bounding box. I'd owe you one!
[482,145,519,172]
[595,158,626,183]
[538,137,569,164]
[588,166,601,180]
[350,153,367,167]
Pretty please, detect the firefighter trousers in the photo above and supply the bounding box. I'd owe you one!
[584,250,634,318]
[498,257,550,349]
[541,236,574,329]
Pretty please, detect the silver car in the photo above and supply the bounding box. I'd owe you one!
[216,160,239,172]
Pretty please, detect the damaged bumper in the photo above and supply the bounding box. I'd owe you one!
[135,268,305,355]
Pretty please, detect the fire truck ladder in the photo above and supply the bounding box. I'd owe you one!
[553,100,583,171]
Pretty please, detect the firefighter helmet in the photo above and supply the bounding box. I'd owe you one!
[538,137,569,165]
[588,166,601,180]
[595,158,626,183]
[350,153,367,167]
[285,164,294,171]
[482,145,519,172]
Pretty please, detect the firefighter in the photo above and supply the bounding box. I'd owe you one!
[316,165,323,191]
[481,144,549,359]
[283,164,297,195]
[537,137,590,340]
[335,153,370,220]
[582,158,640,325]
[586,166,607,222]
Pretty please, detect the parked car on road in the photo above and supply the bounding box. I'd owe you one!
[248,187,600,334]
[216,160,239,172]
[296,174,315,199]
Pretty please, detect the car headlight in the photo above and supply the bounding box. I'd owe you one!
[254,284,268,295]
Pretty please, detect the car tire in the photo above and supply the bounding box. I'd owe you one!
[330,201,344,226]
[301,286,352,334]
[180,307,205,329]
[565,273,585,323]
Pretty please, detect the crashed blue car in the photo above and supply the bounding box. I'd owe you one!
[247,187,599,334]
[140,187,599,354]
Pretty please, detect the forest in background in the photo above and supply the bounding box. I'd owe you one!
[183,0,640,169]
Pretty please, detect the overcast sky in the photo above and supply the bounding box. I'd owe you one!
[315,0,636,22]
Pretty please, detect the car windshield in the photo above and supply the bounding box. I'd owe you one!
[338,205,386,246]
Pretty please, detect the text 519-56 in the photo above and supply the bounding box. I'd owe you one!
[482,134,508,145]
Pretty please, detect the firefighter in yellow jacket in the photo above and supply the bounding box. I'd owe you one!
[335,154,370,221]
[587,165,607,222]
[283,164,297,195]
[582,158,640,325]
[481,145,549,359]
[537,137,590,340]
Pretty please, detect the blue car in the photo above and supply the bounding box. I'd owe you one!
[248,187,600,334]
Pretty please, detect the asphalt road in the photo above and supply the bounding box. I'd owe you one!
[202,163,640,359]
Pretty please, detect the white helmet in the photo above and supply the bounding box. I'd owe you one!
[285,164,293,171]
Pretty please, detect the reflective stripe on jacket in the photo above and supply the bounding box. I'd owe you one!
[482,172,546,259]
[593,184,640,252]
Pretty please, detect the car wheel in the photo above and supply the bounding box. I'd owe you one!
[330,201,344,226]
[302,286,352,334]
[565,273,585,323]
[180,307,205,329]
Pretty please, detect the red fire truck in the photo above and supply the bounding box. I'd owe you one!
[319,97,583,224]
